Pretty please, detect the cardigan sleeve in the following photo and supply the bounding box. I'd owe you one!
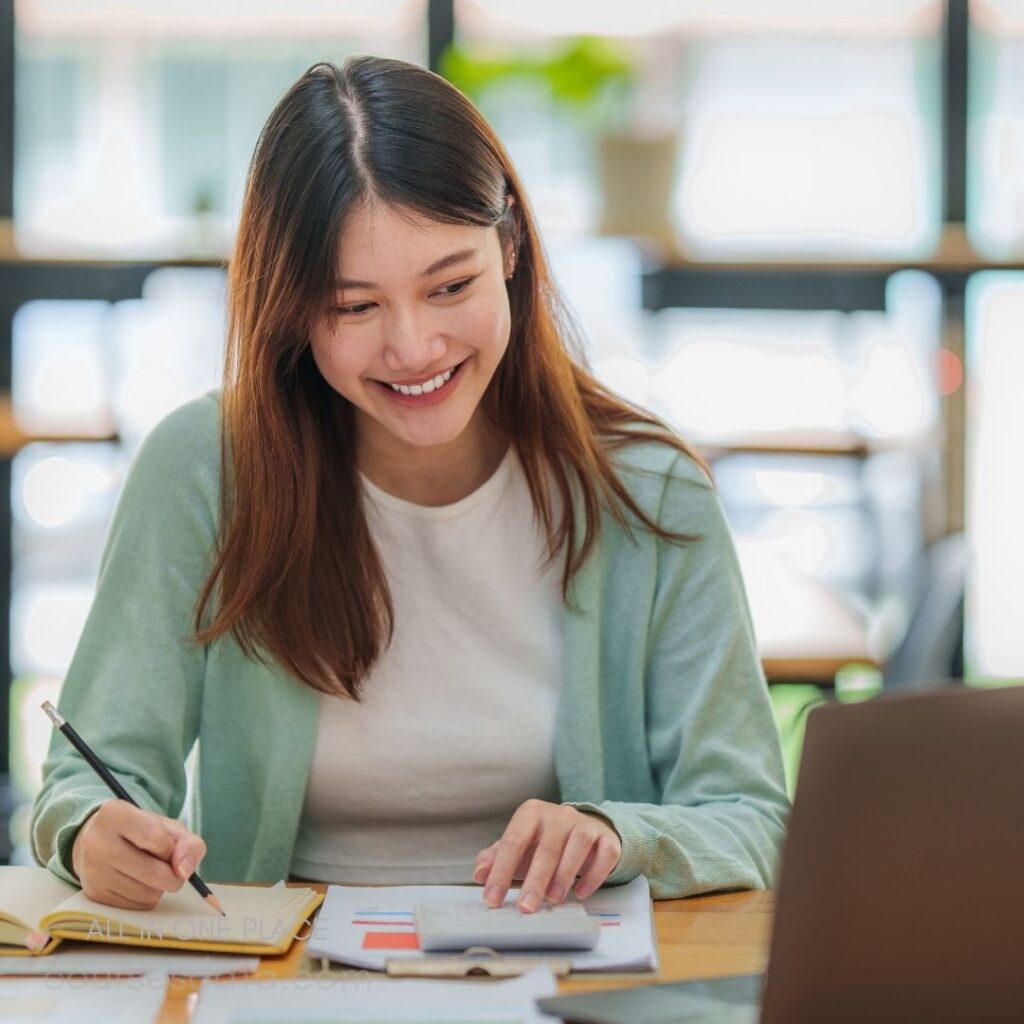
[30,396,219,885]
[567,452,790,898]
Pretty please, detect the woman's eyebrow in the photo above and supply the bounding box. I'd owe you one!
[335,248,481,290]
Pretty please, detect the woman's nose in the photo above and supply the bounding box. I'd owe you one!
[381,308,446,373]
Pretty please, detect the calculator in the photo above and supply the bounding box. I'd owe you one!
[414,900,602,952]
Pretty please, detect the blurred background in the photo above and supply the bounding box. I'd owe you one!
[1,0,1022,864]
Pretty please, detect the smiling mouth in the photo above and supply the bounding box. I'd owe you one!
[373,359,466,397]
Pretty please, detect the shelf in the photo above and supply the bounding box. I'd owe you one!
[0,218,226,267]
[0,397,119,458]
[651,225,1024,276]
[698,430,872,460]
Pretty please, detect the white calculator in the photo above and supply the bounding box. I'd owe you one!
[414,900,602,952]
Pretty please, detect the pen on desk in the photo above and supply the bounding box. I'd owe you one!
[41,700,226,917]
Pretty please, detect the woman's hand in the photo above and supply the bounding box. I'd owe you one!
[473,799,622,913]
[70,799,207,910]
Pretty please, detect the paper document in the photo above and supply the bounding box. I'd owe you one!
[0,976,166,1023]
[307,875,658,973]
[0,941,258,976]
[192,965,557,1023]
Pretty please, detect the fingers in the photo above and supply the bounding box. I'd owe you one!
[573,831,622,900]
[480,800,547,909]
[107,864,166,908]
[472,842,534,886]
[476,801,622,913]
[517,806,597,911]
[120,807,177,860]
[72,800,207,910]
[542,827,595,904]
[86,885,163,912]
[162,822,208,882]
[109,836,184,895]
[472,843,497,886]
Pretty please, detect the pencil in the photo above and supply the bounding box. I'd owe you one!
[41,700,225,917]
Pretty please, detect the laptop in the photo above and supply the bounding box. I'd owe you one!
[538,683,1024,1024]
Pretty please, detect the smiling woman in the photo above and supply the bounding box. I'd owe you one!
[309,203,514,504]
[31,57,789,922]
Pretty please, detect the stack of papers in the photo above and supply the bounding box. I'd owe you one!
[193,965,558,1023]
[0,942,258,976]
[0,977,167,1022]
[307,875,658,973]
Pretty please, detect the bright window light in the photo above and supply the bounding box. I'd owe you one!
[109,277,225,442]
[15,7,424,254]
[972,1,1024,31]
[969,12,1024,256]
[21,457,111,529]
[11,584,95,676]
[9,676,63,799]
[12,300,114,435]
[682,114,924,252]
[676,38,936,256]
[965,273,1024,678]
[459,1,937,38]
[652,326,848,437]
[753,469,832,508]
[594,357,653,408]
[17,0,420,36]
[847,334,933,437]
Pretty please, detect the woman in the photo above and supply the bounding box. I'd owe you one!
[32,56,788,914]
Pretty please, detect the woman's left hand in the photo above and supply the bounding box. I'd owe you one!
[472,799,622,913]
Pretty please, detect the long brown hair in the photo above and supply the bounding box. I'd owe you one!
[195,56,708,698]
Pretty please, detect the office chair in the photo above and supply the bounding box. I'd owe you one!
[882,532,967,690]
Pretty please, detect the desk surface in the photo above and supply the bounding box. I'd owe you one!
[149,886,773,1023]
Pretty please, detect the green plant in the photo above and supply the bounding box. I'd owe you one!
[441,36,633,127]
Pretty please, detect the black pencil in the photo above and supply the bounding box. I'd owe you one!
[41,700,225,917]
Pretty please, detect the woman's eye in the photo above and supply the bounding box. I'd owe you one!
[436,277,476,298]
[336,302,374,316]
[336,277,475,316]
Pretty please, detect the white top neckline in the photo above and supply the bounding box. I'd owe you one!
[358,446,516,521]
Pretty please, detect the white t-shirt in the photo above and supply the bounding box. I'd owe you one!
[289,447,565,884]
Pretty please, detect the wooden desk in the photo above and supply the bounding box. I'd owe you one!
[151,887,773,1023]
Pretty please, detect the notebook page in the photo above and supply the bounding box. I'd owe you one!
[0,866,77,938]
[41,882,315,947]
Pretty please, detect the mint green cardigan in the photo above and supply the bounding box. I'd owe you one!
[32,392,789,899]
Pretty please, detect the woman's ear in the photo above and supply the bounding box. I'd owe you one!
[503,194,518,280]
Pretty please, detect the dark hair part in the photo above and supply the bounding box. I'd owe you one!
[195,56,708,698]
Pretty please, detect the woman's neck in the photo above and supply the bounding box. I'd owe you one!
[356,413,509,507]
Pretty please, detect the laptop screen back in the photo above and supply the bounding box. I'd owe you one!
[760,684,1024,1024]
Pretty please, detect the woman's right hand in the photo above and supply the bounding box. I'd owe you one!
[70,799,208,910]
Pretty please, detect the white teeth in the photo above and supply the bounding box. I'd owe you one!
[387,365,457,397]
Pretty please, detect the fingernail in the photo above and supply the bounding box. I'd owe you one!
[484,885,503,906]
[473,866,487,885]
[547,883,566,903]
[518,891,540,913]
[575,882,592,900]
[26,931,48,952]
[178,857,195,880]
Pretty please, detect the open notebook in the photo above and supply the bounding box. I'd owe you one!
[0,866,323,957]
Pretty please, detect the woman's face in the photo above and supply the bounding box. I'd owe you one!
[309,199,513,460]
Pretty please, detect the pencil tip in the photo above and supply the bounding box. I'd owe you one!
[206,892,227,917]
